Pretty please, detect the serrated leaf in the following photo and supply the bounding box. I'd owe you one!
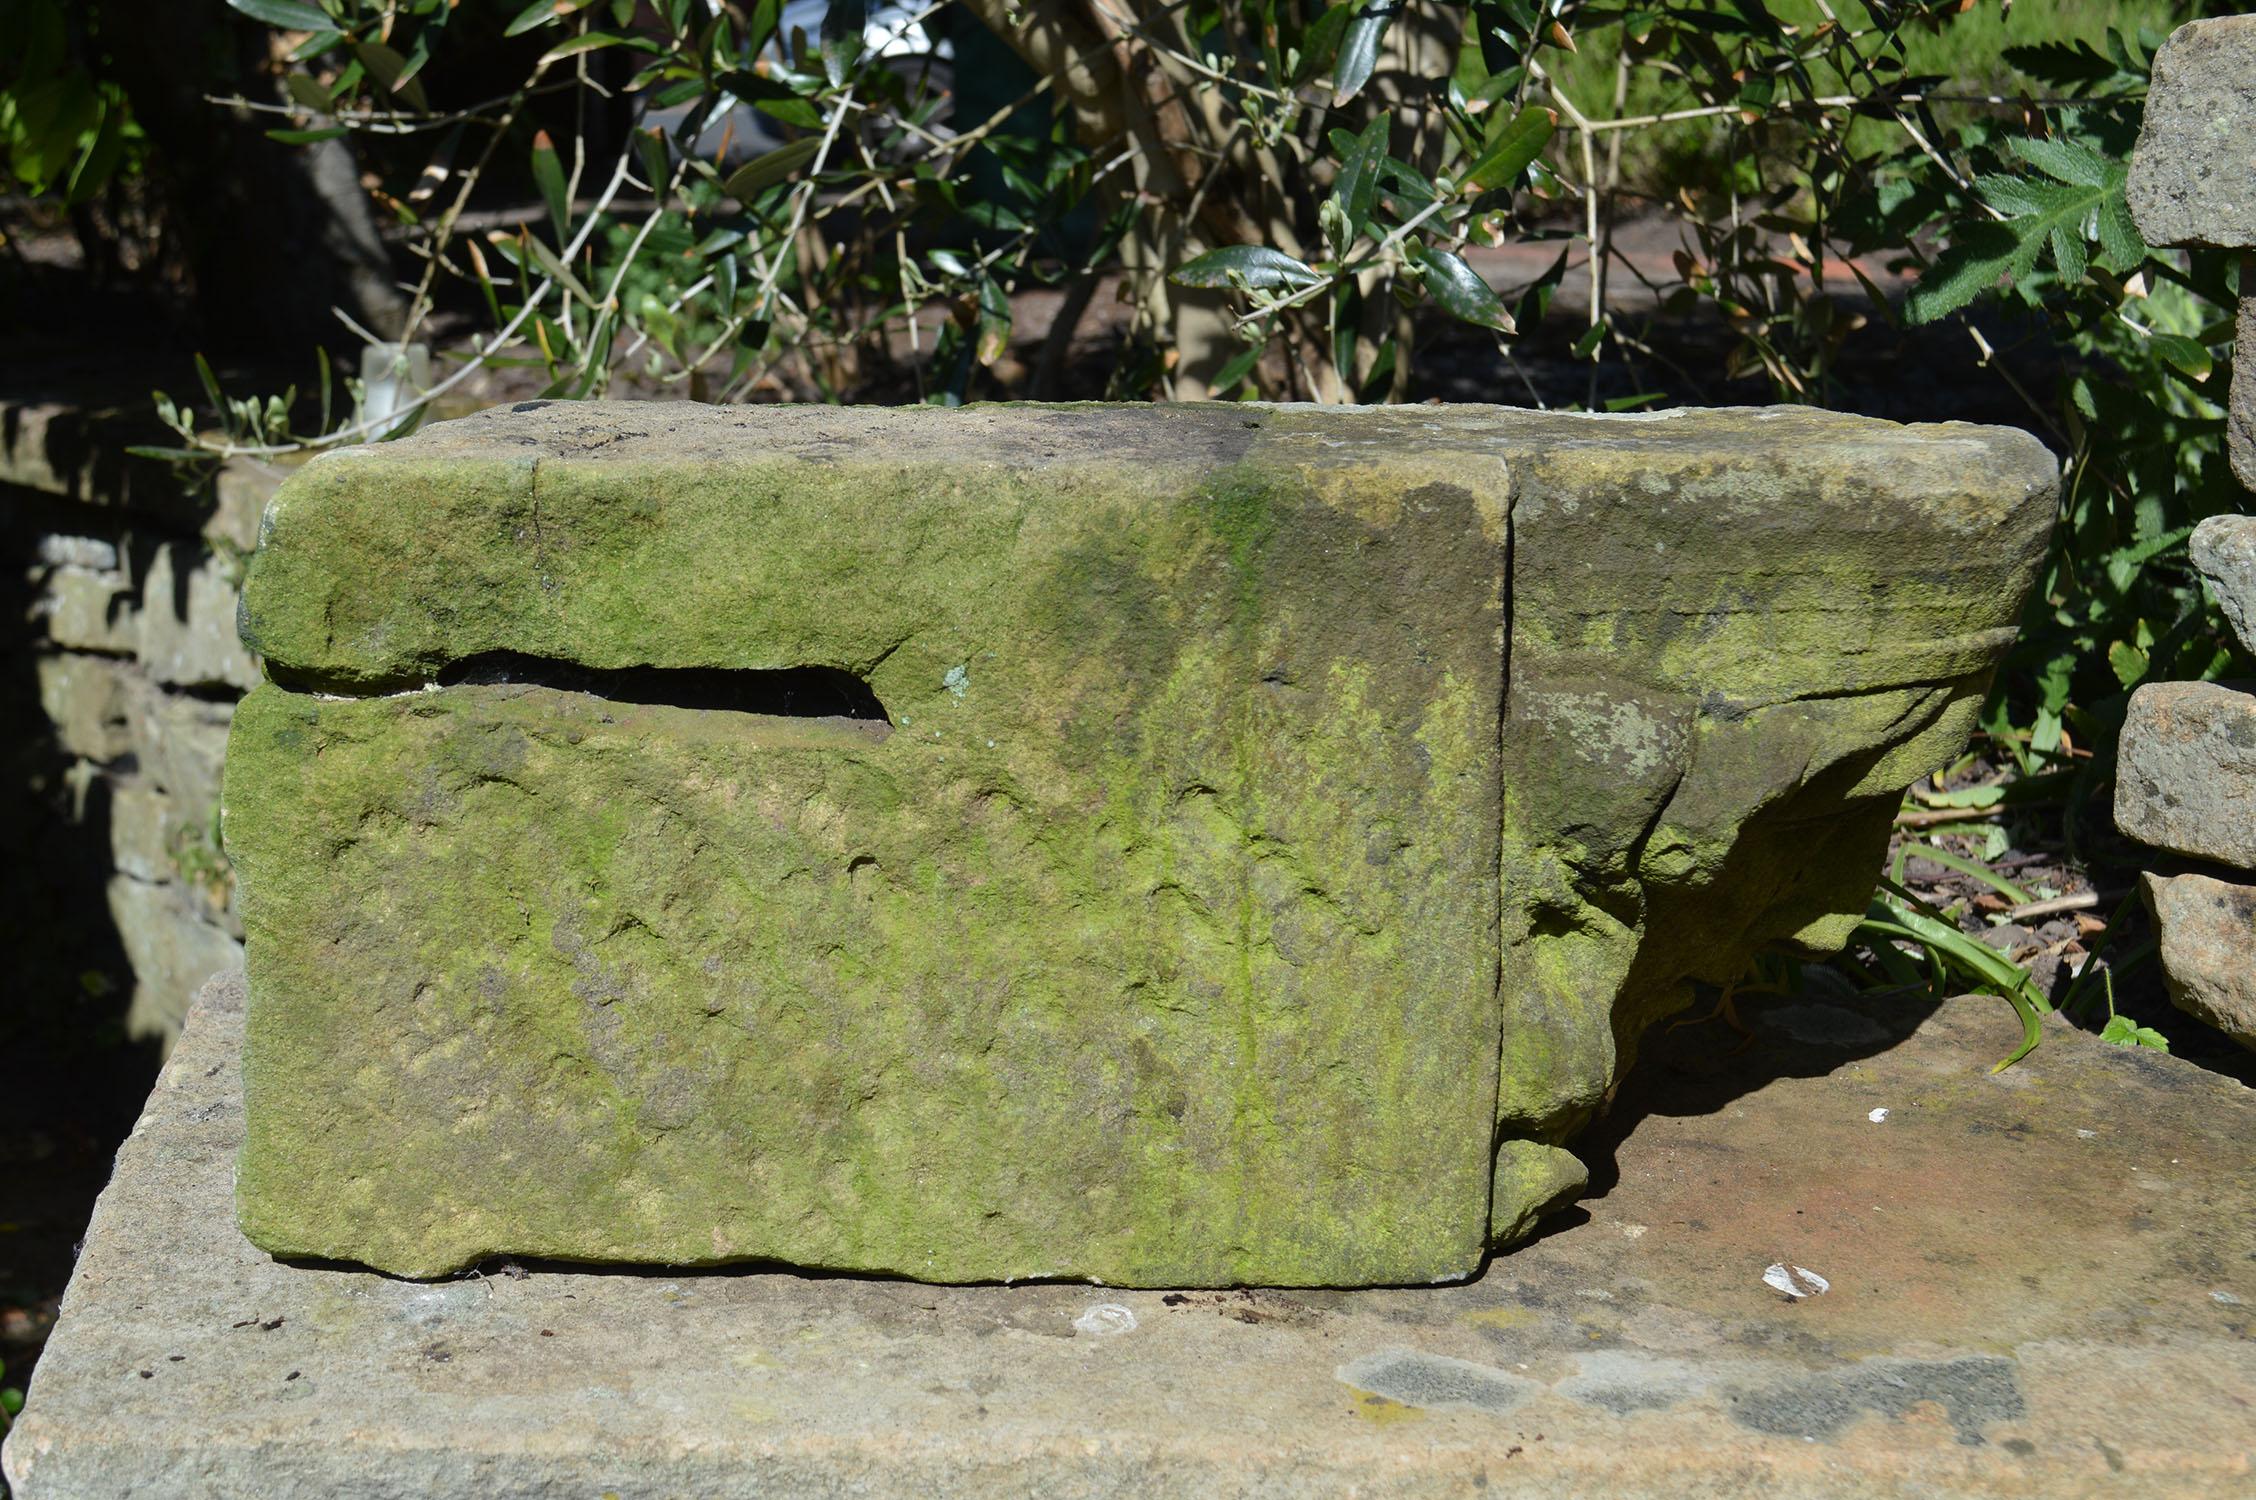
[2009,134,2110,187]
[1170,245,1322,291]
[722,136,821,199]
[1412,244,1515,332]
[1330,112,1389,239]
[1333,0,1401,105]
[1462,103,1553,195]
[1904,224,2019,323]
[227,0,334,30]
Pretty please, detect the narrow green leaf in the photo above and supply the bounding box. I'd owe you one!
[1333,0,1401,105]
[227,0,334,30]
[1462,104,1554,195]
[192,353,225,415]
[1411,244,1515,332]
[1170,245,1322,291]
[541,31,643,64]
[1213,340,1264,396]
[514,231,597,307]
[975,278,1013,366]
[266,125,349,144]
[722,136,821,200]
[64,96,129,207]
[530,129,570,242]
[505,0,563,38]
[1896,841,2035,906]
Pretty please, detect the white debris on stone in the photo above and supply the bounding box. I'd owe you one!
[1868,1108,1890,1123]
[1073,1303,1137,1337]
[1762,1263,1830,1299]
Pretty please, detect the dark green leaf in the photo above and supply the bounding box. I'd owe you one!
[1330,111,1389,239]
[1292,3,1352,87]
[265,125,348,144]
[1171,245,1323,291]
[1461,103,1553,194]
[227,0,333,30]
[1333,0,1401,104]
[721,71,823,129]
[821,0,867,88]
[351,38,430,111]
[722,136,821,199]
[282,72,335,112]
[1411,244,1515,332]
[64,95,129,207]
[2149,332,2212,382]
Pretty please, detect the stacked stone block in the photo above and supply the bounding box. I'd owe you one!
[2117,18,2256,1051]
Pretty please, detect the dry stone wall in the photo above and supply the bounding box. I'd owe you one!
[4,392,279,1042]
[2119,16,2256,1053]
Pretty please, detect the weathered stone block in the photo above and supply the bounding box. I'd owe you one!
[2191,513,2256,656]
[2127,17,2256,250]
[35,652,133,763]
[105,876,241,1041]
[39,562,136,656]
[2115,680,2256,868]
[224,401,2055,1284]
[137,542,260,691]
[2142,871,2256,1051]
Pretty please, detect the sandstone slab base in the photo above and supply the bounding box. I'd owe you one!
[9,973,2252,1500]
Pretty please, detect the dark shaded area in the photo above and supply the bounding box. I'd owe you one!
[0,483,161,1409]
[426,652,892,724]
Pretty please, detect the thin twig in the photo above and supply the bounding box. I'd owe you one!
[2006,890,2121,923]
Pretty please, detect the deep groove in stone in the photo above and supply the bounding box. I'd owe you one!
[431,651,891,723]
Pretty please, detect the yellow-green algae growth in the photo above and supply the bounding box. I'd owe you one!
[225,401,2054,1283]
